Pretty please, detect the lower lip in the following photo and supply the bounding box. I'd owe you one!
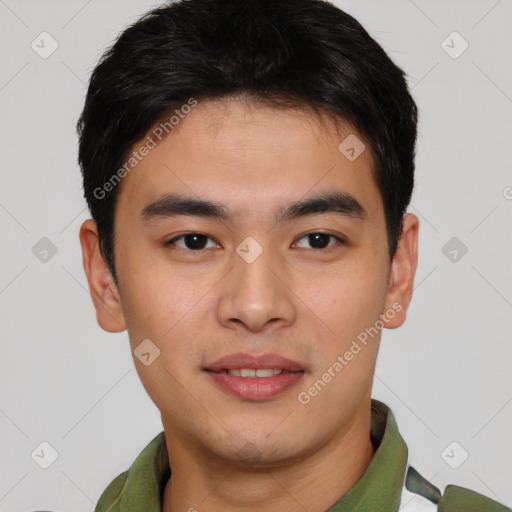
[205,370,305,401]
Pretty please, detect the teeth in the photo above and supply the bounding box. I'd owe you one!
[226,368,283,378]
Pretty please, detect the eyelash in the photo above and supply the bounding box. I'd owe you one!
[164,232,345,254]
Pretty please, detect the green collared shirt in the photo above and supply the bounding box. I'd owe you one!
[93,399,510,512]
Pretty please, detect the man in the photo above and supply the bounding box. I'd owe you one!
[71,0,509,511]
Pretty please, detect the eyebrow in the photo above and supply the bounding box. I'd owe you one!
[141,191,367,224]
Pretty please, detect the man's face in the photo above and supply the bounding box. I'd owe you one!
[81,97,416,467]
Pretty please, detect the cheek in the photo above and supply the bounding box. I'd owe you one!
[298,260,388,357]
[117,255,173,339]
[120,261,213,376]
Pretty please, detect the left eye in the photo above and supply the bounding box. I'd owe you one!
[294,232,343,251]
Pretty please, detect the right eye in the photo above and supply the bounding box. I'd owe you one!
[165,233,220,251]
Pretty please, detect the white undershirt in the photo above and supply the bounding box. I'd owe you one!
[399,484,439,512]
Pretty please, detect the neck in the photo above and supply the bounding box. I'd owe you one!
[162,403,375,512]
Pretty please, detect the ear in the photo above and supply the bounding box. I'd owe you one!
[383,213,419,329]
[79,219,127,332]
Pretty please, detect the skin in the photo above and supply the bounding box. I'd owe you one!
[80,96,419,512]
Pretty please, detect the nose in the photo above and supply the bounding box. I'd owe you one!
[216,240,297,334]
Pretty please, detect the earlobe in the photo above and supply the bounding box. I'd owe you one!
[79,219,127,333]
[383,213,419,329]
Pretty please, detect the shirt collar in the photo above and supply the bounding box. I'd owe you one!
[98,399,408,512]
[326,398,408,511]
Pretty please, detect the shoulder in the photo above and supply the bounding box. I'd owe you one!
[436,484,511,512]
[94,470,128,511]
[401,465,511,512]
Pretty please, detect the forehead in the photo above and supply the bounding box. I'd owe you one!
[115,97,382,225]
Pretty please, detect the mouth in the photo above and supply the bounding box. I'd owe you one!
[204,353,306,401]
[209,368,295,377]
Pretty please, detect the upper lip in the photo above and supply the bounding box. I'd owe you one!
[205,353,305,372]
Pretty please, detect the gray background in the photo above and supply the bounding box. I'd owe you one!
[0,0,511,510]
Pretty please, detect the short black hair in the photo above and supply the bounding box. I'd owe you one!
[77,0,418,285]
